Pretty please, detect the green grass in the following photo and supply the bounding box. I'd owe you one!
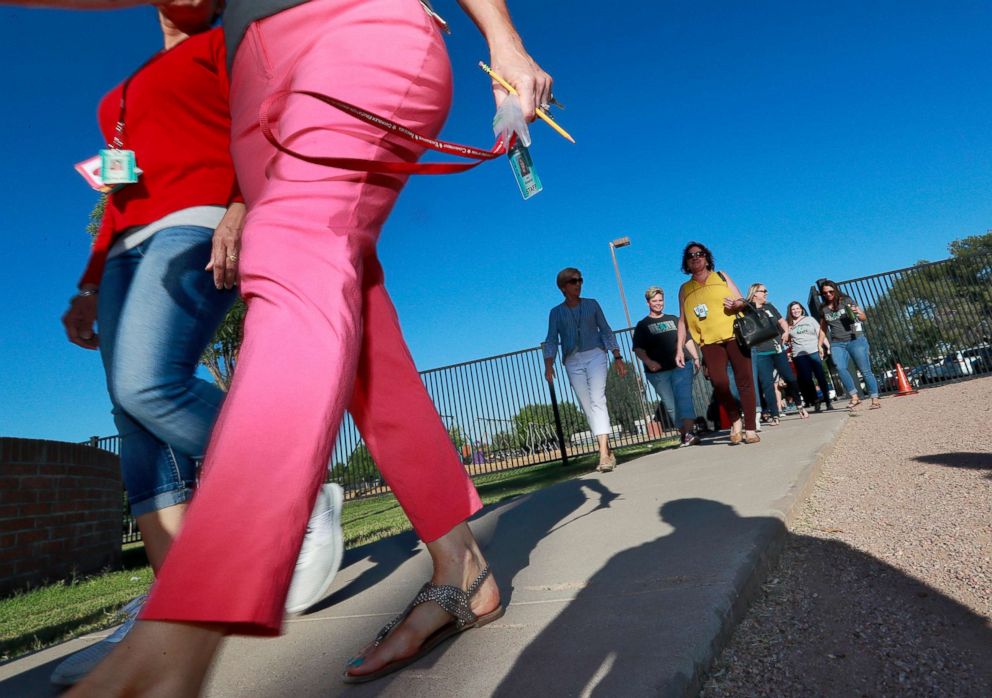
[0,439,676,661]
[0,544,153,661]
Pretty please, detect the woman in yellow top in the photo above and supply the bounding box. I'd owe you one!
[675,241,759,444]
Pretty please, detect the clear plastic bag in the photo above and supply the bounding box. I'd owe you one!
[492,94,531,148]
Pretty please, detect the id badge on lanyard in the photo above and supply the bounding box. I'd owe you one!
[100,147,139,185]
[100,55,159,187]
[102,105,140,185]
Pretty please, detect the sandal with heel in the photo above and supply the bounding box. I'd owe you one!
[342,566,503,684]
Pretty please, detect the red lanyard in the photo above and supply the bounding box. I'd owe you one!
[109,50,166,150]
[259,90,510,175]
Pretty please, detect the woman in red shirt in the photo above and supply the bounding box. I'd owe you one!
[57,5,342,687]
[60,10,243,590]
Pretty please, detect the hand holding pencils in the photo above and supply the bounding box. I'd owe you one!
[478,61,575,144]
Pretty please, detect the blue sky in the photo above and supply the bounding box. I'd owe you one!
[2,1,991,441]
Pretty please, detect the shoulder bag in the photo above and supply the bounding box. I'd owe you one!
[733,300,779,350]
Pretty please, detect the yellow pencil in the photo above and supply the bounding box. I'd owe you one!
[479,61,576,144]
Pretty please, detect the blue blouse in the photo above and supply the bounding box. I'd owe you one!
[543,298,620,360]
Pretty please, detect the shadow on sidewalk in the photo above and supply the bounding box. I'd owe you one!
[312,530,423,612]
[312,477,620,614]
[482,478,619,606]
[0,479,621,698]
[491,498,992,697]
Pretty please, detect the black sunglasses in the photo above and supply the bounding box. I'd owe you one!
[685,251,706,259]
[567,278,583,285]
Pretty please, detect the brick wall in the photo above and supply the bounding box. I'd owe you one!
[1,438,121,597]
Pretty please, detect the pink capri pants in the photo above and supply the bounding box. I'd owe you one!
[141,0,482,635]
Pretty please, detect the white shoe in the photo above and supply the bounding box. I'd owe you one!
[285,483,344,615]
[50,595,147,686]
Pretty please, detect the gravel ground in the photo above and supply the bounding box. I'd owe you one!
[701,376,992,697]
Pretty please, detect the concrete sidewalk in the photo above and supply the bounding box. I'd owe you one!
[0,410,847,697]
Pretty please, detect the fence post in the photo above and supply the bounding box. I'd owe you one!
[547,379,569,467]
[89,436,99,447]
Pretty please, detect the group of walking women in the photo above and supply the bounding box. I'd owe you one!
[544,241,883,460]
[30,0,556,694]
[673,241,882,444]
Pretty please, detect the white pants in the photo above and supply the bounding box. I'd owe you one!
[565,348,612,436]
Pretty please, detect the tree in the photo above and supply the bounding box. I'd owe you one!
[447,424,474,464]
[329,461,347,480]
[605,360,643,434]
[86,196,106,240]
[511,401,585,451]
[341,444,382,485]
[447,425,468,451]
[848,231,992,371]
[948,230,992,258]
[200,298,247,391]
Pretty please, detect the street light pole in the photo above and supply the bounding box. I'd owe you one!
[607,236,654,438]
[609,236,633,329]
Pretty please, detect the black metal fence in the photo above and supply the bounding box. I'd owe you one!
[327,327,712,499]
[83,335,708,544]
[85,252,992,543]
[833,252,992,393]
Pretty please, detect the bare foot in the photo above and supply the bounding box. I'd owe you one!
[66,620,223,698]
[344,525,499,680]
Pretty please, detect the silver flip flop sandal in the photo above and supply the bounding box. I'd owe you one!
[342,566,503,684]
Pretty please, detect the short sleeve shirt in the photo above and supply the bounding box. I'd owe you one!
[632,314,680,372]
[788,315,821,356]
[821,297,859,342]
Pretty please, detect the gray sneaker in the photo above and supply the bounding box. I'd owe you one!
[50,594,147,686]
[285,482,344,615]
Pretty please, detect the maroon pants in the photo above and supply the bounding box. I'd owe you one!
[702,340,757,431]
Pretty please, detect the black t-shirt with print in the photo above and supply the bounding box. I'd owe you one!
[820,296,859,342]
[751,303,783,353]
[632,313,681,372]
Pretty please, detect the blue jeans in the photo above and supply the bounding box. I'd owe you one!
[751,355,766,412]
[645,363,697,426]
[98,225,237,516]
[754,351,804,417]
[792,353,832,406]
[830,335,879,399]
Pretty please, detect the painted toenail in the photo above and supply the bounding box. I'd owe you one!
[347,656,364,667]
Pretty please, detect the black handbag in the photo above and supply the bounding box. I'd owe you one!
[733,300,779,350]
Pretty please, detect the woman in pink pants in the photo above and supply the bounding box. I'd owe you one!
[21,0,555,694]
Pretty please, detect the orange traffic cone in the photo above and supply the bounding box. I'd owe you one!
[892,363,918,396]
